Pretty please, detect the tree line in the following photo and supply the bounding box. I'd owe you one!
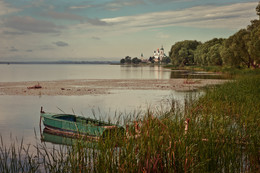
[169,2,260,68]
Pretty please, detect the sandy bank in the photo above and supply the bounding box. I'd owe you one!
[0,79,226,96]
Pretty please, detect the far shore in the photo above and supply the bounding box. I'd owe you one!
[0,79,227,96]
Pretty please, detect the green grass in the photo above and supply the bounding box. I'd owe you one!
[0,70,259,172]
[187,75,260,172]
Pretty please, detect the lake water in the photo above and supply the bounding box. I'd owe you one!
[0,64,173,82]
[0,64,202,145]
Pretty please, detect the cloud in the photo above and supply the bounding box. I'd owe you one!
[91,36,101,40]
[3,16,63,33]
[101,2,257,30]
[9,47,18,52]
[69,5,92,10]
[0,0,20,16]
[87,17,110,26]
[103,0,145,11]
[42,11,84,21]
[69,0,144,12]
[20,0,54,10]
[147,0,189,3]
[53,41,69,47]
[2,30,26,35]
[26,49,33,52]
[41,10,109,26]
[156,32,170,39]
[73,0,145,12]
[39,45,55,50]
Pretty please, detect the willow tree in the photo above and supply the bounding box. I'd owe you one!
[222,29,253,68]
[222,2,260,68]
[256,1,260,19]
[194,38,225,66]
[169,40,201,66]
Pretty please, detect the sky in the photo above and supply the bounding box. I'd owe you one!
[0,0,259,62]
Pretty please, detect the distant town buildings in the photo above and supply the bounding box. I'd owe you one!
[140,53,148,63]
[153,46,166,62]
[140,45,167,62]
[121,45,170,64]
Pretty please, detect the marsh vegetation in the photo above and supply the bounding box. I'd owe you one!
[1,69,259,172]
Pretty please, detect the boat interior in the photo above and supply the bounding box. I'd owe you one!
[53,114,107,126]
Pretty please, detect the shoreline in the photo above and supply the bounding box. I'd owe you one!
[0,79,226,96]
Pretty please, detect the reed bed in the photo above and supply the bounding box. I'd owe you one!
[0,72,259,172]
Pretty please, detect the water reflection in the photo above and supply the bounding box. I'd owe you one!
[120,65,171,79]
[153,66,167,79]
[41,128,77,146]
[41,128,96,147]
[170,70,227,79]
[119,65,226,80]
[0,64,226,82]
[0,64,174,82]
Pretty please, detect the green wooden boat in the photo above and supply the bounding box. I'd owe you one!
[40,107,125,140]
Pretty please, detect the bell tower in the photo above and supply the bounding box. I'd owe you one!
[160,45,164,59]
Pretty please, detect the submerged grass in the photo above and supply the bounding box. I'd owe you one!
[0,71,259,172]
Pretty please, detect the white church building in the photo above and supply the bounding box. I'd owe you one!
[139,46,167,63]
[153,46,166,62]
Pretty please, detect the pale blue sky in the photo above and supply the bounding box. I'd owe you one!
[0,0,258,61]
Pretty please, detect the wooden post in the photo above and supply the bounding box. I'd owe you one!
[40,106,45,113]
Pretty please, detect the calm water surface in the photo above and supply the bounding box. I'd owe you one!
[0,64,172,82]
[0,64,200,145]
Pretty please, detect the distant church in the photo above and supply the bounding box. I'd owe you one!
[153,46,166,62]
[139,45,167,63]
